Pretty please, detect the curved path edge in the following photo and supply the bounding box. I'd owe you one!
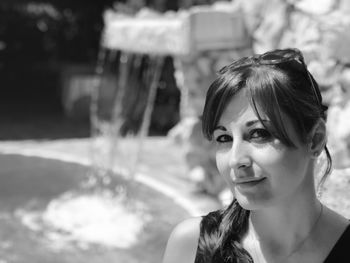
[0,147,204,217]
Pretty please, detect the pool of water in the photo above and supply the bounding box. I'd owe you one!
[0,154,189,263]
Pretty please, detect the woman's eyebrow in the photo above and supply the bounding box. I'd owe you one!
[213,125,226,132]
[246,119,270,127]
[214,120,270,131]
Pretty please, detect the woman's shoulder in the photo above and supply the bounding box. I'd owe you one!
[162,217,202,263]
[323,220,350,262]
[319,205,350,262]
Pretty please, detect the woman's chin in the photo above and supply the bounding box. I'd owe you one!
[235,190,269,210]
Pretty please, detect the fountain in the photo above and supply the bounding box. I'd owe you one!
[0,3,250,262]
[1,2,350,262]
[0,153,190,262]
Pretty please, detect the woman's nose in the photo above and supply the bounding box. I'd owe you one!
[228,140,252,170]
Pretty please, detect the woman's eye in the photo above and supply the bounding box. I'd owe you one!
[250,129,272,141]
[215,134,232,143]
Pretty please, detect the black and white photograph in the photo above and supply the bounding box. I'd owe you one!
[0,0,349,262]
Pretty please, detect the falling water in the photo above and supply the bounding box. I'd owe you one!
[88,47,164,187]
[34,48,164,249]
[9,47,167,255]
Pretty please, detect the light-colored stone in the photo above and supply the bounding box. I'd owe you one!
[253,0,290,53]
[295,0,337,15]
[279,11,321,57]
[103,6,249,56]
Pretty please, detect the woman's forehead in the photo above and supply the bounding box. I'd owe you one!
[218,92,265,127]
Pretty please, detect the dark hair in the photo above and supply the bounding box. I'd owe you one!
[198,48,332,262]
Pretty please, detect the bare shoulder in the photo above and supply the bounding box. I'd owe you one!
[318,204,350,255]
[324,205,349,228]
[162,217,202,263]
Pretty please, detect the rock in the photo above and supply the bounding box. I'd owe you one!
[252,0,290,53]
[327,99,350,168]
[237,0,266,35]
[279,10,321,58]
[295,0,337,15]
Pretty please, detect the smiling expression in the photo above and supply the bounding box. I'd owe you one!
[213,90,314,210]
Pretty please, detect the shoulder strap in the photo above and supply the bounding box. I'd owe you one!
[324,224,350,262]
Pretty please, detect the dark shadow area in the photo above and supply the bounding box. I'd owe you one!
[0,64,91,140]
[0,113,90,140]
[0,1,107,140]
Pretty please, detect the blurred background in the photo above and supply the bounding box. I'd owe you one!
[0,0,349,262]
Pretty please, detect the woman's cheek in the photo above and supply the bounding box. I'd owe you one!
[215,151,232,183]
[254,150,283,166]
[254,147,305,181]
[253,141,287,162]
[215,151,228,174]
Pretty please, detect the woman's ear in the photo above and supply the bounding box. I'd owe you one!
[308,119,327,158]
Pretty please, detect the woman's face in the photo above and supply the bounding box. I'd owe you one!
[213,90,314,210]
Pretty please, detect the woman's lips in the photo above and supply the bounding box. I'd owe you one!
[233,177,266,186]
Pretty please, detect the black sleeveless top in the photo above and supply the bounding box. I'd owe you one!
[324,222,350,262]
[195,210,350,263]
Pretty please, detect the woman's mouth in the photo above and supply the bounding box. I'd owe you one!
[233,177,266,188]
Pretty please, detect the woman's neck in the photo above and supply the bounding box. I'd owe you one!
[246,194,322,262]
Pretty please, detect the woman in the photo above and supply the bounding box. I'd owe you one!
[162,48,349,263]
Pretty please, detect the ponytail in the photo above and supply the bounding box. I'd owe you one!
[195,199,252,263]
